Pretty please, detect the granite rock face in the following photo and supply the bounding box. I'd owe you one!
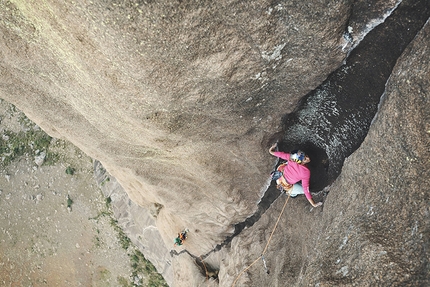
[302,20,430,286]
[0,0,348,250]
[221,18,430,287]
[1,0,428,286]
[0,0,349,270]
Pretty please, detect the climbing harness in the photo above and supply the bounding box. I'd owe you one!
[232,191,292,286]
[273,163,293,192]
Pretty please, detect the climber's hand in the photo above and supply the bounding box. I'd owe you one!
[269,143,278,154]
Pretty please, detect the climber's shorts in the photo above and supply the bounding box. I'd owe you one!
[275,163,293,191]
[276,179,293,191]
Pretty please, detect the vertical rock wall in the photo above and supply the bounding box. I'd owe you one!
[302,20,430,286]
[0,0,348,261]
[2,0,428,286]
[220,18,430,287]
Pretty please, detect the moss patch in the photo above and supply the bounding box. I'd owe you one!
[0,128,58,166]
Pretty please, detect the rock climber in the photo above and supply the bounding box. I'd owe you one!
[174,230,187,246]
[269,142,323,208]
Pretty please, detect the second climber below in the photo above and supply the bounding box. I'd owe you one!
[269,142,323,208]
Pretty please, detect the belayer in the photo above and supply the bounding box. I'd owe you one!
[269,142,323,208]
[174,229,188,246]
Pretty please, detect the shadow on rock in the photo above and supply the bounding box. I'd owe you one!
[275,0,430,188]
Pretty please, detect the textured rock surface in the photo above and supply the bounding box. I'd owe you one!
[94,160,174,285]
[0,0,429,286]
[0,0,349,269]
[303,20,430,286]
[221,18,430,287]
[276,0,430,185]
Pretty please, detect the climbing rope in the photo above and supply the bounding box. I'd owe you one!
[232,191,291,287]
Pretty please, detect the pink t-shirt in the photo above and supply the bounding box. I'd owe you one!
[273,151,312,200]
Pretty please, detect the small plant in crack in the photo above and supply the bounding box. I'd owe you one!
[65,166,75,175]
[101,176,110,186]
[66,194,73,212]
[105,196,112,208]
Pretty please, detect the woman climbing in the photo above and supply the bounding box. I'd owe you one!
[269,143,323,208]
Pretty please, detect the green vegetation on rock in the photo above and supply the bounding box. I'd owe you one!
[0,128,58,166]
[91,199,168,287]
[130,249,169,287]
[65,166,76,175]
[0,103,59,167]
